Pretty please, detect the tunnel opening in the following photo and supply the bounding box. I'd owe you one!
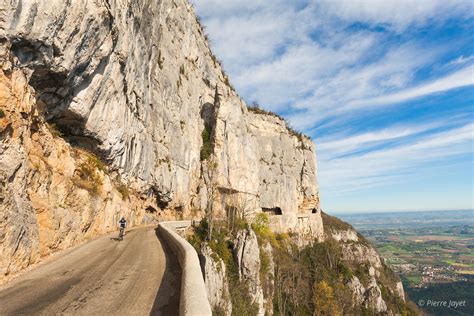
[312,208,318,214]
[262,207,282,216]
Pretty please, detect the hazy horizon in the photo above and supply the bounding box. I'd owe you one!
[327,208,474,215]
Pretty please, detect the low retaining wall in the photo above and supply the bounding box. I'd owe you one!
[158,221,212,316]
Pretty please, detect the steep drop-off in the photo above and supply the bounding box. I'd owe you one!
[191,213,419,315]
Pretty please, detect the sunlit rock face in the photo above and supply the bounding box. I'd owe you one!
[0,0,323,278]
[1,0,322,224]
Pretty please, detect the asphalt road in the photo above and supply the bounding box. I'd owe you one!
[0,226,181,315]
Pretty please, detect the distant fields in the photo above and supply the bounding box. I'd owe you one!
[338,210,474,316]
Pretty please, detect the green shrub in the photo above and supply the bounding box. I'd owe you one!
[0,109,5,118]
[259,246,270,276]
[200,124,214,161]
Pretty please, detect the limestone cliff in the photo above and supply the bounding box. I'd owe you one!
[0,0,321,280]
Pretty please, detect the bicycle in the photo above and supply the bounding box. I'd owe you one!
[118,227,125,241]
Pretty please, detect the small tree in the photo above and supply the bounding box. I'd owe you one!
[225,193,254,232]
[313,281,341,316]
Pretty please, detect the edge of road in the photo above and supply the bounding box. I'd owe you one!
[0,225,152,288]
[158,221,212,316]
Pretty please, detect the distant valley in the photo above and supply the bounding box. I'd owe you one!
[338,210,474,316]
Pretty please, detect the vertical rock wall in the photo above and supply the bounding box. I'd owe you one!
[0,0,323,278]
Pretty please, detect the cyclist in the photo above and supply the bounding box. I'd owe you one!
[118,217,127,240]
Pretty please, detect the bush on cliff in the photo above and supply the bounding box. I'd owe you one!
[200,124,213,161]
[188,218,259,315]
[72,153,106,195]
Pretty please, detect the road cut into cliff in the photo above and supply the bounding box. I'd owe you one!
[0,227,180,315]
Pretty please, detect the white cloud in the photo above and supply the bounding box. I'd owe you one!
[193,0,473,122]
[448,54,474,66]
[318,0,474,32]
[348,65,474,109]
[318,123,474,194]
[318,123,434,155]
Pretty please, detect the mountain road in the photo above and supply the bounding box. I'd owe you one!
[0,226,180,315]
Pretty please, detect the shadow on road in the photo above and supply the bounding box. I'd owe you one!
[150,227,181,316]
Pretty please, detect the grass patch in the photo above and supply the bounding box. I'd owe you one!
[73,154,106,195]
[115,182,130,200]
[46,122,64,138]
[321,211,354,232]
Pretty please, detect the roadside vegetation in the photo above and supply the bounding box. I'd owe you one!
[189,218,259,315]
[189,209,420,315]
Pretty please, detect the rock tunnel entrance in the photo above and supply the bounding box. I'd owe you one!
[262,207,282,215]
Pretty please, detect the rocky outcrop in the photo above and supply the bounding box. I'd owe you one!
[320,212,409,313]
[0,0,324,277]
[342,242,383,270]
[330,228,358,242]
[347,276,388,313]
[200,243,232,315]
[364,278,388,313]
[233,229,265,315]
[261,241,275,315]
[396,281,405,302]
[347,276,366,306]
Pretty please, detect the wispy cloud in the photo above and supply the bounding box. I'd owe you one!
[192,0,474,211]
[347,65,474,110]
[318,0,474,32]
[318,123,474,195]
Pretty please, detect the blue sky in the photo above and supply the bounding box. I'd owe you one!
[191,0,474,213]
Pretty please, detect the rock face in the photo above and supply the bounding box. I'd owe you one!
[364,278,388,313]
[396,281,406,302]
[0,65,155,280]
[0,0,323,277]
[347,276,388,313]
[200,243,232,315]
[261,241,275,315]
[321,212,407,313]
[233,229,265,315]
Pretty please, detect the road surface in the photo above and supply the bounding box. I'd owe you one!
[0,226,181,315]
